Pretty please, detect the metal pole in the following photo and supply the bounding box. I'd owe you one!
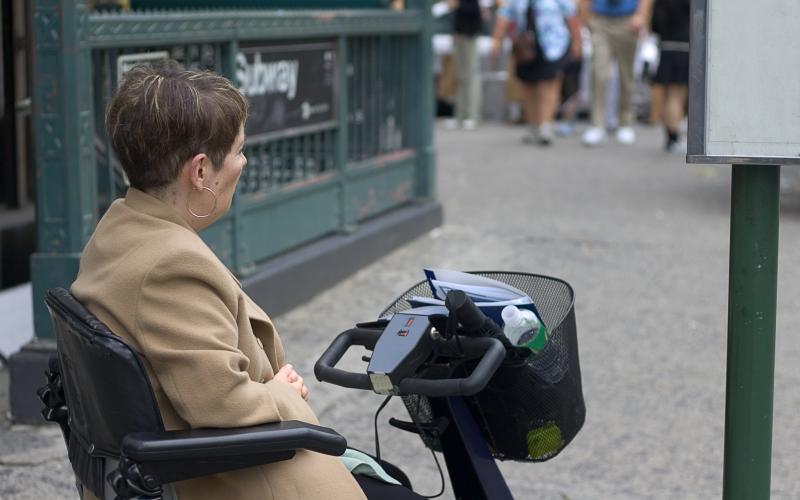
[31,0,97,340]
[408,0,436,200]
[336,34,355,233]
[723,164,779,500]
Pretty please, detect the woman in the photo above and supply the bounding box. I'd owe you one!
[492,0,581,145]
[651,0,690,153]
[71,62,421,500]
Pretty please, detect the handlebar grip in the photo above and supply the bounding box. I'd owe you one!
[445,290,487,333]
[314,328,381,391]
[398,336,505,397]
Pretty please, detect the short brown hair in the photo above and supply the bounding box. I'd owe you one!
[106,60,248,191]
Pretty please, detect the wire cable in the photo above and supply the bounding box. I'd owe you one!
[373,395,393,462]
[373,394,446,498]
[413,396,446,499]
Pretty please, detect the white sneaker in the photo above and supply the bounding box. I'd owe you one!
[615,126,636,145]
[462,119,478,131]
[443,118,460,130]
[581,126,607,146]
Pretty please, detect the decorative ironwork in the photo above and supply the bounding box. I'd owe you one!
[86,10,422,48]
[348,35,412,163]
[240,128,336,195]
[34,9,61,45]
[40,117,64,157]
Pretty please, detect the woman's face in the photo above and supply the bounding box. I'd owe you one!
[208,125,247,216]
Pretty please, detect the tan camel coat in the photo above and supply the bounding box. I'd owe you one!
[71,188,366,500]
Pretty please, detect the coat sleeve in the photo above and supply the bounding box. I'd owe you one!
[133,249,318,428]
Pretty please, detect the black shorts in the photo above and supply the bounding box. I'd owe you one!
[654,50,689,84]
[516,51,569,83]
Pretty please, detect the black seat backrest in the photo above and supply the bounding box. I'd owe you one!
[45,287,164,495]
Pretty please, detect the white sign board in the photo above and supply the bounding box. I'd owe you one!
[116,51,170,85]
[687,0,800,165]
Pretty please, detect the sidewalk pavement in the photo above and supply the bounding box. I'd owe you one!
[2,122,800,499]
[0,283,34,360]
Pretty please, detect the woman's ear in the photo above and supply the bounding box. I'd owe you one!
[186,153,209,189]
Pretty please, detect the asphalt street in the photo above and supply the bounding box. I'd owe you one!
[2,122,800,499]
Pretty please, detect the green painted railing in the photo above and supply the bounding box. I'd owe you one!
[31,1,435,340]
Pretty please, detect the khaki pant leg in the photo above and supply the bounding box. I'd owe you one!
[454,35,481,121]
[589,16,613,128]
[606,17,639,126]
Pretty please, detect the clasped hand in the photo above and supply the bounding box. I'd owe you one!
[274,364,310,401]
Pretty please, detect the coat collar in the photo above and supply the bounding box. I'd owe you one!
[124,187,196,233]
[124,188,243,288]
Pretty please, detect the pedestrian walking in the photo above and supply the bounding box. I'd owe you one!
[446,0,485,130]
[651,0,690,153]
[492,0,582,146]
[579,0,653,146]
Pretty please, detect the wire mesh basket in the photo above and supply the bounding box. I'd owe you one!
[380,271,585,462]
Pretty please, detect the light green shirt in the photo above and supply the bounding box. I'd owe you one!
[339,448,401,485]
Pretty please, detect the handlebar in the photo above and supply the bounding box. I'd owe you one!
[314,326,506,397]
[313,328,381,391]
[398,336,505,396]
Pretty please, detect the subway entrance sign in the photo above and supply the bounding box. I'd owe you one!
[236,42,336,140]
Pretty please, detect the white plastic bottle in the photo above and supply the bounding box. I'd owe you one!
[501,305,548,353]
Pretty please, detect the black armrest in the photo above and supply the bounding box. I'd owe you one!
[110,421,347,497]
[122,420,346,461]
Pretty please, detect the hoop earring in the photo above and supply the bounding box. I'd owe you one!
[187,186,218,219]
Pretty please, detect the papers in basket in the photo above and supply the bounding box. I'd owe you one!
[405,269,542,325]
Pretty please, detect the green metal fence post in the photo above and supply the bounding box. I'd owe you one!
[723,164,780,500]
[408,0,436,200]
[337,34,355,232]
[30,0,97,341]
